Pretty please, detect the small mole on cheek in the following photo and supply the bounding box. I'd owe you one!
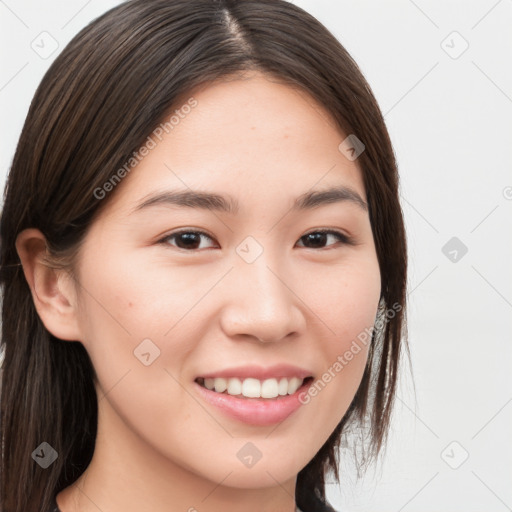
[128,302,133,308]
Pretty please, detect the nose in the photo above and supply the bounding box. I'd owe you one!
[219,255,306,344]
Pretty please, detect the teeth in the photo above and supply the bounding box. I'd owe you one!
[214,378,227,393]
[201,377,306,398]
[261,378,279,398]
[227,378,242,396]
[278,377,288,396]
[287,377,302,395]
[242,378,261,398]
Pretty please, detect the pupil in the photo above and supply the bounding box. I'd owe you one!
[178,233,200,249]
[306,232,326,248]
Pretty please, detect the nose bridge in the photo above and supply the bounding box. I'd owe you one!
[220,243,304,342]
[244,256,288,314]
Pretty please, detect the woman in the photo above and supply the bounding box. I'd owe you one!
[0,1,409,511]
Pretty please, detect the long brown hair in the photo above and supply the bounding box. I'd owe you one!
[0,1,409,510]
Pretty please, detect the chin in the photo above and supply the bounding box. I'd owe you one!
[215,450,307,489]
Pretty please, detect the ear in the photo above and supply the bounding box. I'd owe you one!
[15,228,83,342]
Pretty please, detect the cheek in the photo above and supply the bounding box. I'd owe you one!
[78,252,204,344]
[74,258,207,454]
[297,255,380,425]
[327,260,380,383]
[73,258,184,395]
[75,252,229,416]
[305,254,381,347]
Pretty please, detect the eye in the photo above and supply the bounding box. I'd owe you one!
[159,230,217,251]
[296,229,354,250]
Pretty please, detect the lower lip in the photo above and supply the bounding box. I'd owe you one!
[194,379,313,426]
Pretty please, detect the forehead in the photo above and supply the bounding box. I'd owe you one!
[98,71,367,218]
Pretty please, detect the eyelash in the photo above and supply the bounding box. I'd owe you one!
[158,228,356,252]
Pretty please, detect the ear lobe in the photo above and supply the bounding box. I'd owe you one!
[15,228,83,342]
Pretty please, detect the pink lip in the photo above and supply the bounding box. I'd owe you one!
[197,364,313,380]
[194,377,313,426]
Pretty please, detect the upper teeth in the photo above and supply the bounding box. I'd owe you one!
[202,377,304,398]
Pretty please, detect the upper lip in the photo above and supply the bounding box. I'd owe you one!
[197,364,313,381]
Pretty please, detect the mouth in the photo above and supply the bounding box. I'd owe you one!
[192,364,315,425]
[195,376,315,400]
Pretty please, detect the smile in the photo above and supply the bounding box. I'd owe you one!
[195,376,312,399]
[193,365,315,426]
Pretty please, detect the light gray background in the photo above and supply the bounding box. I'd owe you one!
[1,1,511,511]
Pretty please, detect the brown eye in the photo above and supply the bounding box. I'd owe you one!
[160,230,216,250]
[297,230,352,249]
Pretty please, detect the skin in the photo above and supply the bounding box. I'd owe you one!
[16,71,381,512]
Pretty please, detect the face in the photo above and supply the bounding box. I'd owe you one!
[70,72,381,491]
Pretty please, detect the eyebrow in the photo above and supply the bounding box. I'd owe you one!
[131,185,368,215]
